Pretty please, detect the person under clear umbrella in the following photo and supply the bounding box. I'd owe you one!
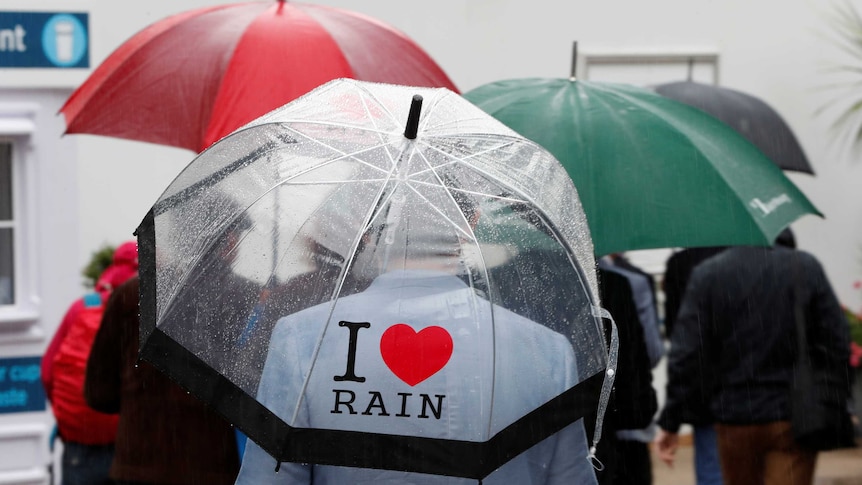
[235,186,598,485]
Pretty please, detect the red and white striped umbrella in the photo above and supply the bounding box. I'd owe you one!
[61,0,457,152]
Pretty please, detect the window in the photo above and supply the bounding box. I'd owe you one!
[580,50,719,87]
[0,143,11,306]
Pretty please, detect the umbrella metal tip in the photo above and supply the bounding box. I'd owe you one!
[404,94,423,140]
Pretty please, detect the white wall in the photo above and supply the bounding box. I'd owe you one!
[0,88,80,485]
[8,0,862,310]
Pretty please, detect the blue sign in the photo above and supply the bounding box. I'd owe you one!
[0,356,45,413]
[0,12,89,68]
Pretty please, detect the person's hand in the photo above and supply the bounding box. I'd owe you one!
[654,428,679,468]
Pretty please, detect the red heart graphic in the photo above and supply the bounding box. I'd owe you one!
[380,324,453,386]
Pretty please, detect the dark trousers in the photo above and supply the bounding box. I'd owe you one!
[61,441,114,485]
[614,439,652,485]
[596,436,652,485]
[716,421,817,485]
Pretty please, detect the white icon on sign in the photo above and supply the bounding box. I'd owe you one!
[54,21,74,63]
[42,14,87,67]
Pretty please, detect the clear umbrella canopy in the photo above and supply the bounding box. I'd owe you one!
[137,79,611,479]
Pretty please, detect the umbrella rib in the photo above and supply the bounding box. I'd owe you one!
[411,139,518,177]
[264,88,410,428]
[409,180,529,204]
[352,80,401,127]
[411,147,478,240]
[328,82,402,171]
[277,125,392,175]
[284,178,390,186]
[155,134,296,215]
[415,141,565,229]
[403,182,476,242]
[277,120,393,135]
[414,90,448,135]
[354,85,434,172]
[158,141,399,359]
[412,115,498,134]
[270,119,398,173]
[156,203,263,324]
[411,117,466,132]
[420,142,588,293]
[411,146,499,438]
[355,87,402,170]
[289,150,404,425]
[418,141,537,203]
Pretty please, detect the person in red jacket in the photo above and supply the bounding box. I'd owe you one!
[41,241,138,485]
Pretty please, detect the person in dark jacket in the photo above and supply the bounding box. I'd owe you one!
[592,265,658,485]
[655,231,850,485]
[610,253,658,314]
[662,246,727,339]
[85,276,240,485]
[660,246,727,485]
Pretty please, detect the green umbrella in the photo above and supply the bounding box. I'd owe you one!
[464,78,822,256]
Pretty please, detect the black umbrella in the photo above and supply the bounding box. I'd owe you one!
[654,81,815,175]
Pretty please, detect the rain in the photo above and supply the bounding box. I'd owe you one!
[1,1,862,485]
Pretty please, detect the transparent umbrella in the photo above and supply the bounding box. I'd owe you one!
[136,79,615,482]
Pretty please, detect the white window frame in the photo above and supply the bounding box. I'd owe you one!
[0,102,39,329]
[577,47,720,86]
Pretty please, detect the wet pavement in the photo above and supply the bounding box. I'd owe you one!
[651,440,862,485]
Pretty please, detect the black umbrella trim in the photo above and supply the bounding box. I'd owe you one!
[136,208,157,354]
[140,328,603,479]
[137,208,604,479]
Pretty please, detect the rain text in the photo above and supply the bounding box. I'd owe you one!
[331,389,446,419]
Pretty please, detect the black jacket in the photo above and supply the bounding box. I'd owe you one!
[662,246,726,339]
[657,246,850,431]
[589,267,658,485]
[597,267,658,432]
[85,277,240,484]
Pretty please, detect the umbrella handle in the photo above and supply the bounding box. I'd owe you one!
[404,95,423,139]
[570,41,578,80]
